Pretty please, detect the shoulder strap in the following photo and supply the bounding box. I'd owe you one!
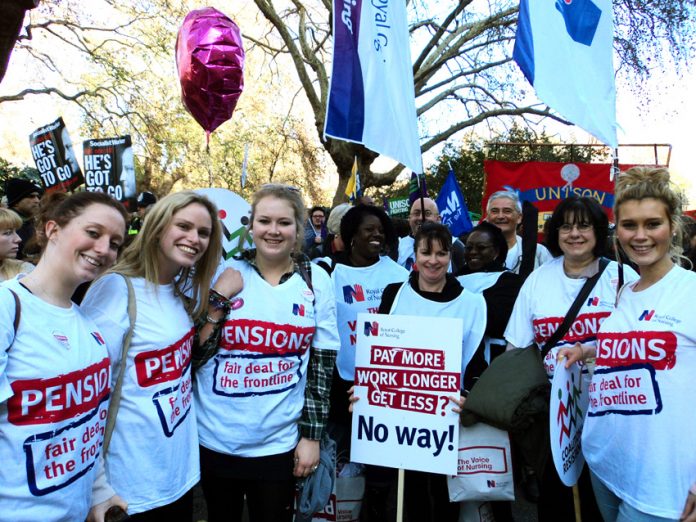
[8,289,20,336]
[103,275,137,454]
[540,257,610,358]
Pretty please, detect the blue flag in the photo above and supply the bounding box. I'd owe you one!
[435,170,473,237]
[324,0,423,173]
[513,0,617,148]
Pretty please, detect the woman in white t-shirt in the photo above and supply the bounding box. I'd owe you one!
[314,205,408,453]
[351,222,485,522]
[0,191,128,522]
[194,184,339,522]
[561,167,696,522]
[505,196,636,521]
[81,191,223,520]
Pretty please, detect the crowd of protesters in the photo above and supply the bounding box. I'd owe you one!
[1,166,695,522]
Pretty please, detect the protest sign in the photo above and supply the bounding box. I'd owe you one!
[28,117,84,193]
[83,136,136,201]
[550,362,589,486]
[195,188,252,261]
[351,313,463,475]
[386,197,409,219]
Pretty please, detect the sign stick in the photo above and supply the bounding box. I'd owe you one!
[573,484,582,522]
[396,468,405,522]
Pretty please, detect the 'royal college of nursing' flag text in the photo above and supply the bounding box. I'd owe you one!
[325,0,423,174]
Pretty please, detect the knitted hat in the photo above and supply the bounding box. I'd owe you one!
[5,178,43,208]
[136,191,157,208]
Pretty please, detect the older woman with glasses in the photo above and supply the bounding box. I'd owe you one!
[504,196,638,521]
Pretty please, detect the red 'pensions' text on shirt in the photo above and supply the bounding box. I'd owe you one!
[596,331,677,370]
[8,357,111,425]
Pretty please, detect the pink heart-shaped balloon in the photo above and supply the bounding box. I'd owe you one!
[176,7,245,139]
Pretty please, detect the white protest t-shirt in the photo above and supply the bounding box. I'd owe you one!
[333,258,409,380]
[0,280,111,522]
[388,282,486,377]
[81,275,198,514]
[195,259,339,457]
[505,257,637,378]
[505,235,553,274]
[457,271,505,294]
[397,236,416,270]
[583,265,696,519]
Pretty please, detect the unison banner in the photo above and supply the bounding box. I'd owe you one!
[83,136,136,202]
[483,160,629,222]
[28,117,84,193]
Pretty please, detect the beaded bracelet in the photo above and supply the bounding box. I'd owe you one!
[208,289,244,311]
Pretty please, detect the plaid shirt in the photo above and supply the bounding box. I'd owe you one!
[196,250,335,440]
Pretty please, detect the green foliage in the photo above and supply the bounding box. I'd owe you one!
[0,157,41,197]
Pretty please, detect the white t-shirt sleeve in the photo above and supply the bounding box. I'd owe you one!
[462,291,487,370]
[504,273,537,349]
[81,274,130,363]
[310,267,340,352]
[0,288,17,402]
[537,244,553,267]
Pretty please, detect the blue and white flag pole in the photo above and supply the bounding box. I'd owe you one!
[513,0,618,148]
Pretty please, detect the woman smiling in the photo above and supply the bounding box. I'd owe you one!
[504,196,637,521]
[562,168,696,522]
[194,184,339,522]
[352,222,486,521]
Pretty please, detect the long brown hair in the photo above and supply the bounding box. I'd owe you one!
[112,191,222,321]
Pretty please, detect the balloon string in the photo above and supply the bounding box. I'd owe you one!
[206,131,213,187]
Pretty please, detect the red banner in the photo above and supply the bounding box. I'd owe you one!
[483,161,628,222]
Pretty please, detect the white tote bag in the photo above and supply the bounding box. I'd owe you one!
[447,422,515,502]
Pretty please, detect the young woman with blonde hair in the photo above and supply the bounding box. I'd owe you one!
[81,191,224,520]
[195,184,339,522]
[0,208,34,281]
[562,167,696,522]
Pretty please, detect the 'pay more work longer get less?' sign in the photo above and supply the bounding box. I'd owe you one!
[351,313,463,475]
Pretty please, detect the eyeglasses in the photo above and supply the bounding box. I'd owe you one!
[410,209,436,219]
[558,222,593,234]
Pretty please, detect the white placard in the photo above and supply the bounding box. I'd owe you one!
[550,362,590,486]
[350,313,463,475]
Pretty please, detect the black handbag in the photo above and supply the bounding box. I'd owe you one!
[461,257,610,432]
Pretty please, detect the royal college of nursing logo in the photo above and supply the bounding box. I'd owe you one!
[343,284,365,304]
[364,321,379,336]
[639,309,655,321]
[555,0,602,46]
